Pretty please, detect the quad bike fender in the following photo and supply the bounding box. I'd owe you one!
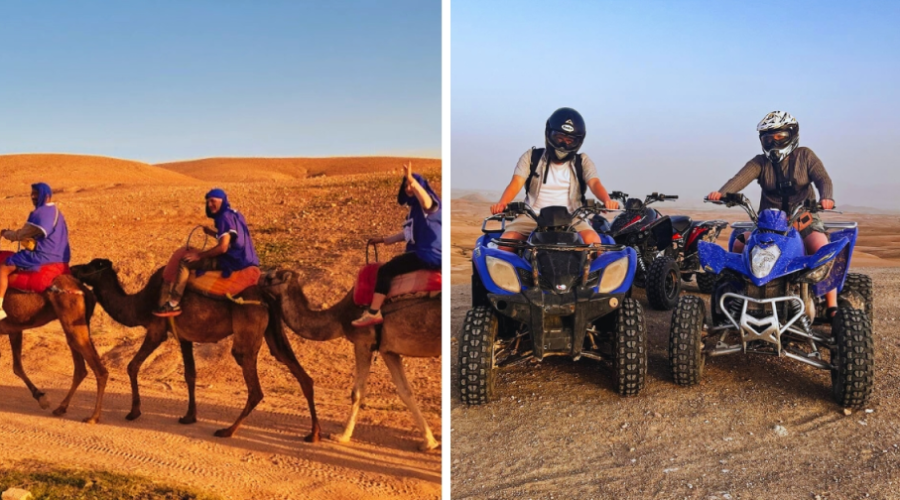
[698,240,744,276]
[651,216,673,251]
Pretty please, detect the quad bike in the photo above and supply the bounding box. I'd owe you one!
[591,191,728,310]
[669,193,874,408]
[458,201,646,405]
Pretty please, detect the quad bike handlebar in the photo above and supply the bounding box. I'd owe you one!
[704,193,839,225]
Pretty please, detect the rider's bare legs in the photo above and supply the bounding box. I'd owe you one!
[497,231,526,253]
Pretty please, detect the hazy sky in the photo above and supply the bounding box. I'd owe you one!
[0,1,441,163]
[452,1,900,209]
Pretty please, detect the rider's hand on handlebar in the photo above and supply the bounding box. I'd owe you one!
[491,202,508,215]
[821,199,835,210]
[604,199,620,210]
[707,191,723,201]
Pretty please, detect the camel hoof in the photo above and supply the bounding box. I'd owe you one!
[82,417,99,425]
[419,440,440,452]
[178,415,197,425]
[214,428,234,438]
[125,411,141,421]
[304,432,320,443]
[329,433,351,445]
[52,407,67,417]
[37,395,50,410]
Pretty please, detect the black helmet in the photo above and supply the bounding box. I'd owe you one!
[545,107,586,162]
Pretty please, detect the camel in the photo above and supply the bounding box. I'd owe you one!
[0,275,107,423]
[260,268,441,451]
[70,258,321,441]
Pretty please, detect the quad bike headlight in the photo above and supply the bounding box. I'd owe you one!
[485,256,521,293]
[750,244,781,278]
[800,259,835,283]
[598,256,629,293]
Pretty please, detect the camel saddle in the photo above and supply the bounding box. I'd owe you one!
[353,263,442,307]
[186,266,262,299]
[0,250,70,294]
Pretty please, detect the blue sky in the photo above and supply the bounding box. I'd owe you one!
[452,0,900,208]
[0,1,441,163]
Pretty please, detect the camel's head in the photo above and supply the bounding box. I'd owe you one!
[259,268,297,297]
[71,258,115,286]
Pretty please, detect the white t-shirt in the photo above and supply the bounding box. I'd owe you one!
[531,160,573,212]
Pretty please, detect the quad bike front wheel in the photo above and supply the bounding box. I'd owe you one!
[669,295,706,386]
[458,306,498,405]
[647,255,681,310]
[831,307,874,409]
[839,273,874,325]
[611,297,647,396]
[696,271,719,294]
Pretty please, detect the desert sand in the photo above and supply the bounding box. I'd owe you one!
[0,154,442,500]
[451,199,900,499]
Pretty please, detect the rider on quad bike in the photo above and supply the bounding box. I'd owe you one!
[490,107,619,247]
[459,108,646,405]
[708,110,839,318]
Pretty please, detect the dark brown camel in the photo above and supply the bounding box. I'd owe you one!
[261,269,441,451]
[0,275,107,423]
[70,258,320,441]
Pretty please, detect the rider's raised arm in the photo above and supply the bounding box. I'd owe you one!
[805,149,834,203]
[581,155,616,208]
[718,158,763,196]
[9,223,43,241]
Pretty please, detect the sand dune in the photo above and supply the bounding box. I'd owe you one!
[157,156,442,183]
[0,154,199,197]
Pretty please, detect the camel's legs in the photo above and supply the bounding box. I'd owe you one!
[52,343,87,417]
[8,330,50,409]
[125,322,167,421]
[214,341,264,438]
[381,352,439,451]
[50,292,108,424]
[264,321,320,442]
[332,342,374,445]
[178,340,198,425]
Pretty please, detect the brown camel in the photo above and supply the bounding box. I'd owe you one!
[70,258,320,441]
[261,269,441,451]
[0,275,107,423]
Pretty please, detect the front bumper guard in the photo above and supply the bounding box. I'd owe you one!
[488,288,624,360]
[716,292,832,369]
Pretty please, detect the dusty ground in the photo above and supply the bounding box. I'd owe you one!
[451,200,900,499]
[0,154,442,500]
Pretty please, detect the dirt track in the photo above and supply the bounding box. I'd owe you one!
[450,272,900,499]
[450,200,900,499]
[0,154,441,499]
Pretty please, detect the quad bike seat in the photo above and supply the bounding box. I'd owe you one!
[0,250,70,294]
[670,215,693,234]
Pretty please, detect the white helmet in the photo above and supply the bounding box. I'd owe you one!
[757,111,799,164]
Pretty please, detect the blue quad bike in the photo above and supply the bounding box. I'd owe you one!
[669,193,875,408]
[458,200,647,405]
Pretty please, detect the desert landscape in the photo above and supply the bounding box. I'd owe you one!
[0,154,442,499]
[451,196,900,499]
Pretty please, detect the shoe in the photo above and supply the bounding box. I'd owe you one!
[153,302,183,318]
[352,309,383,327]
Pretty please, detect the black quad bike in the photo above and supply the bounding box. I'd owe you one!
[458,201,646,405]
[591,191,728,310]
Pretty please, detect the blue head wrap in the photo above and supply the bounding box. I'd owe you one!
[32,183,53,208]
[205,188,231,219]
[398,174,439,207]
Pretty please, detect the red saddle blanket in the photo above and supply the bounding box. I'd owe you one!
[186,266,262,298]
[0,251,70,293]
[353,263,442,306]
